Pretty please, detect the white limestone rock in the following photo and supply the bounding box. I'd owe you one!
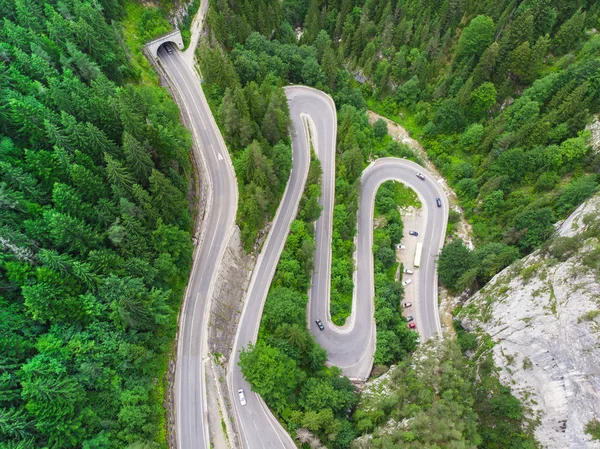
[458,194,600,449]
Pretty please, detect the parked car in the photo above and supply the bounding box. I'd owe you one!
[404,269,414,274]
[403,302,412,308]
[397,244,406,250]
[238,389,247,406]
[436,197,442,207]
[402,279,412,286]
[408,322,416,329]
[416,172,425,180]
[407,315,414,322]
[315,319,325,331]
[409,230,419,236]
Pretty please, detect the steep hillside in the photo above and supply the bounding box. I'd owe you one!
[352,335,538,448]
[0,1,198,447]
[297,0,600,292]
[458,193,600,448]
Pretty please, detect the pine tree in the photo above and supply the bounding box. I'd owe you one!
[553,9,586,54]
[122,132,153,185]
[104,153,134,196]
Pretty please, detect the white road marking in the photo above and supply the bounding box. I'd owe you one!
[163,49,448,447]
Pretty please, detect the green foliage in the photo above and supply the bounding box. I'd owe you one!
[467,82,496,120]
[507,207,555,253]
[329,105,376,324]
[375,181,419,215]
[352,338,482,448]
[373,119,388,139]
[455,15,496,64]
[241,152,358,446]
[372,182,418,366]
[180,0,201,48]
[473,355,537,448]
[555,175,599,216]
[0,2,194,447]
[438,239,519,293]
[207,0,282,50]
[454,320,478,352]
[452,322,538,448]
[356,328,537,448]
[553,9,587,54]
[314,0,600,272]
[137,8,171,42]
[239,342,305,413]
[586,419,600,440]
[198,41,294,249]
[438,240,476,291]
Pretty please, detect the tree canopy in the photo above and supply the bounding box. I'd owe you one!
[0,1,194,447]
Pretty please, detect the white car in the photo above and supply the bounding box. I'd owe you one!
[404,269,414,275]
[238,389,247,406]
[397,244,406,250]
[402,279,412,286]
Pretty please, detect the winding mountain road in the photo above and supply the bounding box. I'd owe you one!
[311,156,447,380]
[157,43,238,449]
[229,86,448,447]
[155,3,447,445]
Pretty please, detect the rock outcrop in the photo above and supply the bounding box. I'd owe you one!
[459,194,600,449]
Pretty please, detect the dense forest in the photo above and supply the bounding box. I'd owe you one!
[0,0,195,447]
[371,181,418,366]
[3,0,600,447]
[352,332,538,448]
[201,0,600,447]
[197,42,293,249]
[204,0,600,307]
[294,0,600,293]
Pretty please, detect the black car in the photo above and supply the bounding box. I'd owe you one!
[315,319,325,331]
[436,197,442,207]
[409,230,418,236]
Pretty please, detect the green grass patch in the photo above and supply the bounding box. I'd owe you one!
[375,180,420,216]
[367,97,425,139]
[578,310,599,323]
[120,1,169,84]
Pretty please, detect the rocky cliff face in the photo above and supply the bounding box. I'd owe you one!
[459,194,600,449]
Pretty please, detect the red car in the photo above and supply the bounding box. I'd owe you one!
[408,322,416,329]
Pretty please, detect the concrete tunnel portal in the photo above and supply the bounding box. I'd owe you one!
[146,29,184,59]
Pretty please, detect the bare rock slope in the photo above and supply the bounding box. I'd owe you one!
[459,194,600,449]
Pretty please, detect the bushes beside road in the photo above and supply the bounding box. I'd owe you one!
[240,153,359,448]
[372,182,418,366]
[196,43,293,250]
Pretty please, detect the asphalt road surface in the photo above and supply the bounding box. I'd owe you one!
[228,87,315,449]
[310,157,447,380]
[157,47,447,443]
[156,4,446,440]
[158,45,238,449]
[229,86,448,446]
